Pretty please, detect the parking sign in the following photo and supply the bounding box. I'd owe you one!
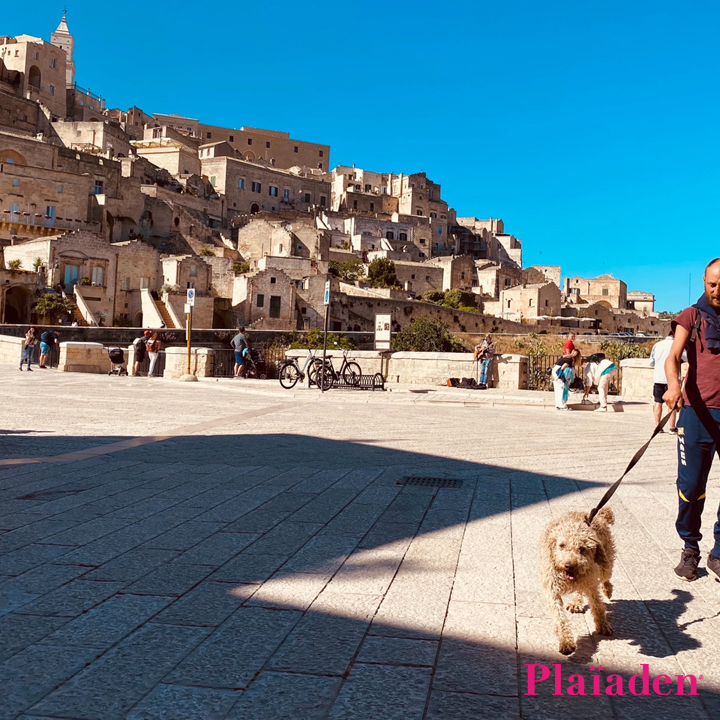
[186,288,195,306]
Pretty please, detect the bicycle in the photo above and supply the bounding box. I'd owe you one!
[318,349,362,390]
[277,350,326,389]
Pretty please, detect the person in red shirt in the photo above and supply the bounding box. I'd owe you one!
[563,332,577,357]
[665,258,720,581]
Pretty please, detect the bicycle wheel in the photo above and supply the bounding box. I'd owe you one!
[278,362,300,389]
[342,362,362,386]
[307,359,323,386]
[318,365,335,391]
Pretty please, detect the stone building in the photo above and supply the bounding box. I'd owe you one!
[51,120,134,159]
[0,267,44,323]
[563,273,628,310]
[234,214,329,264]
[427,255,477,292]
[626,290,656,316]
[200,155,330,216]
[152,114,330,171]
[232,268,298,329]
[132,126,202,177]
[497,282,562,322]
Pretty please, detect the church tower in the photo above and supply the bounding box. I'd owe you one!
[51,10,75,88]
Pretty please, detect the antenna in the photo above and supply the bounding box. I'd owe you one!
[688,273,691,306]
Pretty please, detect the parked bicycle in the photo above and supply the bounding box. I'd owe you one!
[278,350,326,389]
[318,349,362,390]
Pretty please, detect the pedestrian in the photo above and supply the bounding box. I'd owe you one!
[473,333,495,389]
[551,354,576,410]
[582,353,617,412]
[133,330,152,376]
[231,326,248,378]
[39,329,59,368]
[146,332,162,377]
[19,327,37,371]
[649,332,685,433]
[664,258,720,582]
[563,332,577,357]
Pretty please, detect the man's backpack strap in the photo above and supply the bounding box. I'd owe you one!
[690,309,702,343]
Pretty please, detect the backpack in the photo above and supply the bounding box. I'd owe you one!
[133,336,145,350]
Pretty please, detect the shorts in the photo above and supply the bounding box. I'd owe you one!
[653,382,668,404]
[234,350,245,365]
[135,347,147,362]
[40,342,50,354]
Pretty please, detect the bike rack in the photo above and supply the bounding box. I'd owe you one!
[325,373,385,391]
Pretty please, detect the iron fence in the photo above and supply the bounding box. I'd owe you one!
[527,353,623,396]
[132,350,166,377]
[30,343,60,369]
[213,343,286,379]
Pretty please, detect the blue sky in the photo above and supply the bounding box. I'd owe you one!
[7,1,719,311]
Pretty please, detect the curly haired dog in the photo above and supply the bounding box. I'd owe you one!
[539,507,616,655]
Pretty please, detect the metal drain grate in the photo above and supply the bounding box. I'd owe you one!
[397,476,463,489]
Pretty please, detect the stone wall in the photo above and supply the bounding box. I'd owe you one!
[620,358,653,401]
[58,341,107,373]
[163,346,213,379]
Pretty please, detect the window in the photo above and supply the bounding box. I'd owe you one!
[229,135,234,142]
[319,150,324,157]
[257,293,264,307]
[269,296,281,318]
[320,195,326,207]
[507,300,512,309]
[399,232,407,241]
[426,275,430,281]
[252,182,261,193]
[238,178,245,190]
[121,277,130,291]
[269,186,278,197]
[190,264,197,277]
[370,202,375,211]
[386,231,394,240]
[11,179,19,187]
[283,189,290,202]
[365,184,371,192]
[353,200,358,209]
[140,277,150,289]
[206,132,212,139]
[529,298,533,307]
[505,278,512,286]
[93,179,104,194]
[461,271,465,280]
[545,299,549,306]
[49,85,55,95]
[10,203,19,216]
[209,176,216,186]
[411,274,415,280]
[304,193,311,203]
[419,238,426,244]
[438,227,442,235]
[430,212,437,218]
[294,146,299,153]
[92,266,104,286]
[247,138,253,146]
[270,277,277,284]
[57,185,63,194]
[266,141,270,148]
[602,288,609,296]
[51,58,56,68]
[416,209,422,216]
[317,163,323,170]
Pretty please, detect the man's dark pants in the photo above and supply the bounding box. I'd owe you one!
[676,406,720,557]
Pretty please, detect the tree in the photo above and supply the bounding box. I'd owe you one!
[34,293,74,324]
[289,329,356,350]
[421,288,481,314]
[7,259,22,272]
[392,316,465,352]
[367,258,399,288]
[329,257,365,283]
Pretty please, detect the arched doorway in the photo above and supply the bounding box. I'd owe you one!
[3,286,33,324]
[28,66,41,90]
[244,151,256,161]
[134,311,143,327]
[250,203,260,214]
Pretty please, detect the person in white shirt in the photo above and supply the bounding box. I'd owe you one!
[582,354,618,412]
[649,333,685,433]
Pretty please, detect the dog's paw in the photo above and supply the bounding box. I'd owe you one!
[603,581,613,599]
[597,621,614,636]
[566,599,585,613]
[558,639,577,655]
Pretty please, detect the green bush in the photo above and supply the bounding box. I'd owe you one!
[233,261,250,275]
[7,259,22,271]
[599,339,650,362]
[289,329,356,350]
[33,257,44,271]
[79,277,92,286]
[392,316,465,352]
[34,292,73,323]
[367,258,400,288]
[421,289,480,313]
[328,257,365,282]
[199,247,215,257]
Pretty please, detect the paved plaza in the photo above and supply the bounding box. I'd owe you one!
[1,367,719,719]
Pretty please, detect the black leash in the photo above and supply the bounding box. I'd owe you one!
[587,404,678,525]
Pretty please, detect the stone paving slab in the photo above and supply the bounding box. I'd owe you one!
[1,368,719,719]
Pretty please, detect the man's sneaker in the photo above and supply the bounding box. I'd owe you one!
[675,548,701,581]
[707,554,720,581]
[594,406,607,412]
[668,427,678,435]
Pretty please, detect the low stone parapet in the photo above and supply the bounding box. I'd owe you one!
[620,358,653,401]
[163,346,214,379]
[0,334,23,365]
[58,341,107,373]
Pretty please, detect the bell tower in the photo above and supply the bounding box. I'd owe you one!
[51,9,75,88]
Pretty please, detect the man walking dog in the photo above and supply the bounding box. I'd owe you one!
[665,258,720,581]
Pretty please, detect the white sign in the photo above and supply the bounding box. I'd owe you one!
[184,303,192,314]
[374,313,392,350]
[324,280,330,306]
[186,288,195,306]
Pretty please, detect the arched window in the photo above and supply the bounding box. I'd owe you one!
[28,66,41,89]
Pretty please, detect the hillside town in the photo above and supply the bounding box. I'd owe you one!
[0,14,668,337]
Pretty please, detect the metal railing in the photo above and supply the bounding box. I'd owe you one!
[527,353,622,395]
[31,343,60,368]
[214,344,286,379]
[132,350,166,377]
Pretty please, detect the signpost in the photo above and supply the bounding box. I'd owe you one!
[321,280,331,392]
[374,313,392,350]
[181,285,197,381]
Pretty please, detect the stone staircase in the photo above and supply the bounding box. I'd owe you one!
[154,298,176,329]
[66,297,87,326]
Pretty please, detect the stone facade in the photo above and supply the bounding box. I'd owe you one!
[498,282,562,322]
[564,273,628,310]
